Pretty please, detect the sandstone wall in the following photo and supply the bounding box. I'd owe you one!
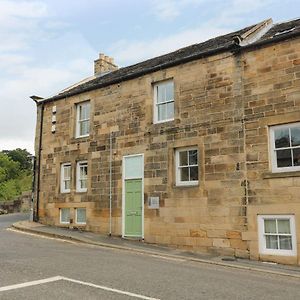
[242,37,300,264]
[36,36,300,263]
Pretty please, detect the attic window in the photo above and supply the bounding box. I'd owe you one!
[274,27,295,36]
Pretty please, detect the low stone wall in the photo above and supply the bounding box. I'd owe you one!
[0,191,32,213]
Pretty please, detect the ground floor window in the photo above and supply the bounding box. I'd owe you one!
[258,215,296,256]
[175,147,199,186]
[60,208,70,224]
[76,208,86,224]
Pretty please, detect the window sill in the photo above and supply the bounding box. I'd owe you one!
[71,136,90,143]
[263,171,300,179]
[153,118,175,125]
[259,250,296,257]
[76,134,90,138]
[173,183,199,189]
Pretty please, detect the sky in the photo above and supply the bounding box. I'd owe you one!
[0,0,299,154]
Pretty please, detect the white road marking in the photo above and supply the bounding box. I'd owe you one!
[0,276,161,300]
[0,276,63,292]
[61,277,160,300]
[149,254,186,262]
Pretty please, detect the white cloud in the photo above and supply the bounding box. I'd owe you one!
[0,0,48,52]
[0,138,35,154]
[110,25,230,66]
[151,0,204,20]
[0,0,95,153]
[209,0,273,27]
[0,0,47,19]
[111,0,273,66]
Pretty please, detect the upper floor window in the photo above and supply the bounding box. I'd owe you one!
[61,163,71,193]
[76,101,90,138]
[153,80,174,123]
[76,161,88,192]
[175,147,199,186]
[270,122,300,172]
[258,215,296,256]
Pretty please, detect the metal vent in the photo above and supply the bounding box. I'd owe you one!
[148,197,159,209]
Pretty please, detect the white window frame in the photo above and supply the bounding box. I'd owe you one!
[75,208,87,225]
[76,161,88,192]
[153,80,174,124]
[60,208,70,224]
[60,163,71,193]
[76,101,90,138]
[269,122,300,173]
[258,215,297,256]
[175,147,199,186]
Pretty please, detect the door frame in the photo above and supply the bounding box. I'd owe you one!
[122,153,144,238]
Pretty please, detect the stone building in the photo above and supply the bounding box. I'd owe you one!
[32,18,300,265]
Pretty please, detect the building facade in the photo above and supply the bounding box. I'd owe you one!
[33,18,300,265]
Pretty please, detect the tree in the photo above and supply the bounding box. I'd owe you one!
[2,148,32,171]
[0,150,32,202]
[0,153,21,181]
[0,180,19,201]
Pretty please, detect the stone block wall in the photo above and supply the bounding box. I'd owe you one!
[35,35,300,263]
[242,37,300,264]
[0,191,31,213]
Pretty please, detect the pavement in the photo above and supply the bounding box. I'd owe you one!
[12,220,300,279]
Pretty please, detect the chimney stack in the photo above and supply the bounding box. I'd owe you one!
[94,53,118,76]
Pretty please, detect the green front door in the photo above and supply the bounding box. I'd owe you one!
[125,179,142,237]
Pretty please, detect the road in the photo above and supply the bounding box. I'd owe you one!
[0,213,299,300]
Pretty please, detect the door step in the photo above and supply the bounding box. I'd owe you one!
[123,237,144,242]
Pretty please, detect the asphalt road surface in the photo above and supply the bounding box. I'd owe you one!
[0,213,299,300]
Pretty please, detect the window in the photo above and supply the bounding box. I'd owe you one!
[270,122,300,172]
[60,208,70,224]
[76,101,90,138]
[76,208,86,224]
[76,161,88,192]
[61,163,71,193]
[175,147,199,186]
[258,215,297,256]
[153,80,174,123]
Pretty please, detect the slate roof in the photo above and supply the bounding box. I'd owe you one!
[260,18,300,41]
[42,18,300,103]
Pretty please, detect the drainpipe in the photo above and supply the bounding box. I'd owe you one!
[109,131,113,236]
[30,95,44,222]
[30,155,36,221]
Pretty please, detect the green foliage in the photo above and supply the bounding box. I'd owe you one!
[0,153,21,180]
[2,148,32,171]
[0,150,32,202]
[0,180,20,201]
